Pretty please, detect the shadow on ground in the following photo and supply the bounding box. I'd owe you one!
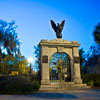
[26,92,78,99]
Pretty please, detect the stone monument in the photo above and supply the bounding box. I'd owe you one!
[39,20,90,90]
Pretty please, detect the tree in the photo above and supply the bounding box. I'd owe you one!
[79,48,85,66]
[0,55,29,75]
[0,20,20,61]
[79,48,86,74]
[34,44,40,71]
[0,20,31,75]
[83,23,100,74]
[93,23,100,74]
[17,56,29,75]
[84,45,100,74]
[93,23,100,45]
[34,44,41,80]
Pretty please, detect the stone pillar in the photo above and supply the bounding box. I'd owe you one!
[41,63,50,85]
[73,47,82,84]
[40,46,50,85]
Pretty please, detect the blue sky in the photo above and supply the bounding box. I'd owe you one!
[0,0,100,63]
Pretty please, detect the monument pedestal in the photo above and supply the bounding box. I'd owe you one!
[40,82,91,91]
[41,80,50,85]
[74,78,82,84]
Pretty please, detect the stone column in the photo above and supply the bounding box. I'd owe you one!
[41,63,50,85]
[73,47,82,84]
[40,46,50,85]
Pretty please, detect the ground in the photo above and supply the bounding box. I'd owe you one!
[0,89,100,100]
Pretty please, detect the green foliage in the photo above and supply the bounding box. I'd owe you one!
[90,80,94,87]
[0,76,40,94]
[30,74,40,81]
[0,55,29,75]
[94,80,100,87]
[79,48,85,66]
[34,44,41,80]
[32,80,40,91]
[0,20,20,57]
[93,23,100,45]
[82,74,100,87]
[34,44,40,71]
[79,48,86,74]
[82,23,100,74]
[84,45,100,74]
[0,19,25,76]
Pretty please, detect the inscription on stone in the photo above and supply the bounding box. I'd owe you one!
[42,56,48,63]
[74,57,80,63]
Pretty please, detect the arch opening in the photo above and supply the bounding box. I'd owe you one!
[49,52,71,82]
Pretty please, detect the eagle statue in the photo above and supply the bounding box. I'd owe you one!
[50,20,65,38]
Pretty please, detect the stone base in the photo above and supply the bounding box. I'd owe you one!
[39,82,91,91]
[74,78,82,84]
[41,80,50,85]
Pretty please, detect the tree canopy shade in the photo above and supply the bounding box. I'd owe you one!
[93,23,100,45]
[0,20,20,60]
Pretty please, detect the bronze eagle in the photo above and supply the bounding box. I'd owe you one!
[50,20,65,38]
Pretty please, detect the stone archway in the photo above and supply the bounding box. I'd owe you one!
[49,52,71,82]
[39,39,82,85]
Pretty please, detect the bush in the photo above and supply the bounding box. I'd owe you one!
[94,80,100,87]
[32,81,40,91]
[0,76,40,94]
[90,80,94,87]
[82,74,100,87]
[30,74,40,81]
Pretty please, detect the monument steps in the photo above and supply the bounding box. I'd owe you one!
[39,82,91,91]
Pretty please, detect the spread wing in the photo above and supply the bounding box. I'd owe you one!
[59,20,65,31]
[50,20,57,33]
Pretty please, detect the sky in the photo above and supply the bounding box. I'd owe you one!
[0,0,100,63]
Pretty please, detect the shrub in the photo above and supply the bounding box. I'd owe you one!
[32,81,40,91]
[30,74,40,81]
[0,76,40,94]
[94,80,100,87]
[82,74,100,87]
[90,80,94,87]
